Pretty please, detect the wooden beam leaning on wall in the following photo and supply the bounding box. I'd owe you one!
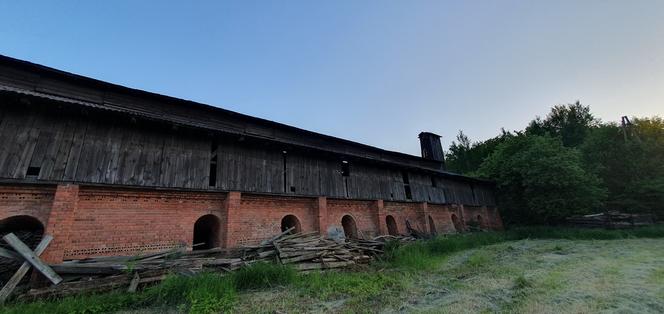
[0,234,60,303]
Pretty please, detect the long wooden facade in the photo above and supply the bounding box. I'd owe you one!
[0,55,501,261]
[0,56,495,207]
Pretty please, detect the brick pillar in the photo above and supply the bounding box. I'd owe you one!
[42,184,79,263]
[458,204,467,232]
[223,191,242,248]
[315,196,328,236]
[375,200,387,235]
[419,202,430,233]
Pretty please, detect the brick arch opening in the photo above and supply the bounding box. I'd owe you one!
[281,214,301,234]
[341,215,358,239]
[0,215,44,249]
[451,214,462,232]
[0,215,44,284]
[386,215,398,236]
[477,215,484,229]
[193,214,220,250]
[428,215,437,235]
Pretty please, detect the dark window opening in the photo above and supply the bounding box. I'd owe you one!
[431,176,437,188]
[404,185,412,200]
[341,161,350,177]
[470,184,477,204]
[282,151,288,193]
[402,171,412,200]
[290,186,296,193]
[401,171,410,184]
[209,143,218,187]
[281,215,302,234]
[209,157,217,187]
[341,215,358,239]
[193,214,221,250]
[26,166,40,177]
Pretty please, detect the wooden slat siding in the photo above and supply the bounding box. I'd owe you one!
[37,114,68,180]
[0,59,446,173]
[315,158,343,198]
[0,109,20,177]
[27,114,56,172]
[141,127,166,187]
[159,133,176,188]
[62,118,89,181]
[75,119,111,183]
[216,142,283,193]
[14,112,45,178]
[286,153,320,196]
[0,110,36,178]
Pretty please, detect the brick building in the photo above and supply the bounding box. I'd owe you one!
[0,55,502,263]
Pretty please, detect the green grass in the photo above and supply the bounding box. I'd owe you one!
[295,271,400,301]
[232,262,296,290]
[382,224,664,269]
[3,224,664,314]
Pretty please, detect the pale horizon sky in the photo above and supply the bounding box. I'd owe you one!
[1,1,663,156]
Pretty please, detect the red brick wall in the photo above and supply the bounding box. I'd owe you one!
[229,194,317,246]
[45,186,224,260]
[384,201,426,235]
[327,199,378,238]
[0,185,55,227]
[0,183,503,261]
[427,204,456,234]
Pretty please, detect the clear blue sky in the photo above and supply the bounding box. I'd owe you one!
[1,1,663,156]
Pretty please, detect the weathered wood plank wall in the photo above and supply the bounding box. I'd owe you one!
[0,101,496,206]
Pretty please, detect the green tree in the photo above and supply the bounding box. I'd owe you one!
[581,117,664,216]
[526,101,598,147]
[477,134,606,225]
[445,130,511,175]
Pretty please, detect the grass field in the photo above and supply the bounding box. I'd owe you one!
[3,226,664,314]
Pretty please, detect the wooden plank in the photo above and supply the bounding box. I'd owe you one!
[2,233,62,285]
[0,235,53,304]
[127,273,140,293]
[0,247,21,260]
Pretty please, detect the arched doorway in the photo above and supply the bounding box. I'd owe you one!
[386,215,398,236]
[477,215,484,230]
[193,214,220,250]
[281,215,301,233]
[428,216,437,235]
[341,215,358,239]
[451,214,462,232]
[0,215,44,284]
[0,215,44,249]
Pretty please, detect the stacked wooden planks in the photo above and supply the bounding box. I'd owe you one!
[566,211,656,228]
[2,229,413,302]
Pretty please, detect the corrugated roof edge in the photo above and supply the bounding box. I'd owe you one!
[0,54,493,184]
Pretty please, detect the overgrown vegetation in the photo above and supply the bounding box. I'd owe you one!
[446,102,664,225]
[4,225,664,314]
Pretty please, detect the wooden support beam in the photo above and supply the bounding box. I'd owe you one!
[0,247,21,260]
[3,233,62,285]
[0,235,53,304]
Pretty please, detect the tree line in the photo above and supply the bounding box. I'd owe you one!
[446,102,664,225]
